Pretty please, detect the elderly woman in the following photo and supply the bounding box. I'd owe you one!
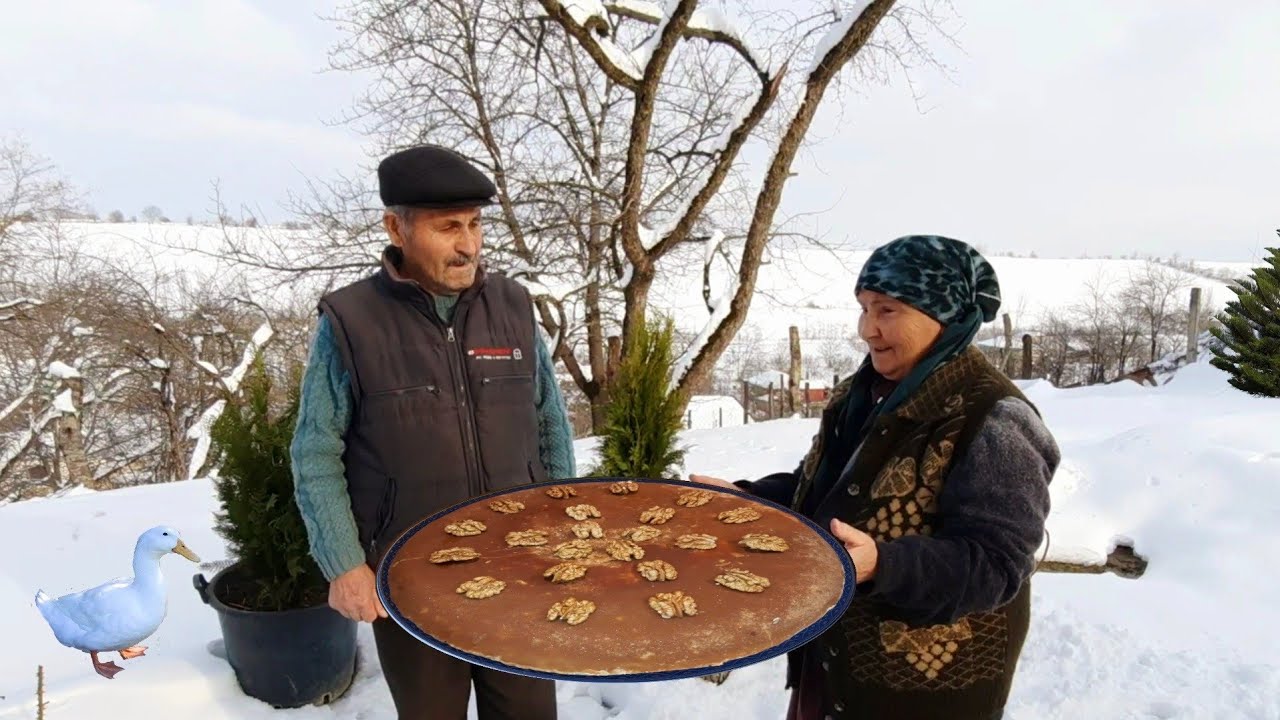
[692,235,1059,720]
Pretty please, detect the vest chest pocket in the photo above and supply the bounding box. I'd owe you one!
[359,381,455,427]
[478,372,534,406]
[365,382,440,399]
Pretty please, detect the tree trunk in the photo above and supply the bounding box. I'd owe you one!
[55,377,95,489]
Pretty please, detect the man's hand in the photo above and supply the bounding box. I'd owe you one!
[830,518,879,584]
[687,474,741,492]
[328,564,388,623]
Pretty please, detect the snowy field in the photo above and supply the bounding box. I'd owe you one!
[1,355,1277,719]
[29,221,1258,344]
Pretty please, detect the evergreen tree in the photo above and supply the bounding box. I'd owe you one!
[209,355,327,611]
[1209,236,1280,398]
[594,315,687,478]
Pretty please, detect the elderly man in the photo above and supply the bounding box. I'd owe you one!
[290,145,574,719]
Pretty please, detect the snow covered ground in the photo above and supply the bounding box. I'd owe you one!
[1,357,1277,719]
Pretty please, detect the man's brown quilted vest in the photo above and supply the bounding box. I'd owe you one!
[791,347,1035,720]
[319,248,548,567]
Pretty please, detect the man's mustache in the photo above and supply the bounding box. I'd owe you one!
[448,254,475,267]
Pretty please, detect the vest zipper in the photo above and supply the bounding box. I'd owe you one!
[446,317,485,497]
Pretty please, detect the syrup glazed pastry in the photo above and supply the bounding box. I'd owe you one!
[390,479,848,679]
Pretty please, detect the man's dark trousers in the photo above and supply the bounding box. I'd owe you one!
[372,616,557,719]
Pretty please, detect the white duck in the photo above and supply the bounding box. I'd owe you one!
[35,525,200,679]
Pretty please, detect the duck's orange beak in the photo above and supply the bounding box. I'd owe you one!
[172,539,200,563]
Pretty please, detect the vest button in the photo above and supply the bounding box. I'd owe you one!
[822,661,830,671]
[828,645,838,657]
[834,702,845,712]
[847,484,860,496]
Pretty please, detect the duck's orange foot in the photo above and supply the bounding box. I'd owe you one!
[119,646,147,660]
[91,652,124,679]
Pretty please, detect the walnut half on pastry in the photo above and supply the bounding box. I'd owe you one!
[715,568,770,593]
[649,591,698,619]
[456,576,505,599]
[547,597,596,625]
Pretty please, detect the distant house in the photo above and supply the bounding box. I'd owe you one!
[684,395,746,430]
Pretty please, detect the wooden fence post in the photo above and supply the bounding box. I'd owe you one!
[789,326,802,415]
[1187,287,1202,362]
[741,380,749,424]
[1003,313,1015,376]
[767,382,774,419]
[1021,334,1034,379]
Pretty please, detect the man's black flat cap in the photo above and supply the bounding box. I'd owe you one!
[377,145,497,209]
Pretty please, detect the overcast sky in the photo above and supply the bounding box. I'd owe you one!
[2,0,1276,262]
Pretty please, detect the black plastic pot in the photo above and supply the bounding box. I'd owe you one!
[194,562,357,709]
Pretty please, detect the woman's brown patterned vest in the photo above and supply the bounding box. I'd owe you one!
[790,347,1035,720]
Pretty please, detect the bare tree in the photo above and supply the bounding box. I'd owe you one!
[199,0,950,433]
[1122,260,1189,363]
[1031,309,1079,387]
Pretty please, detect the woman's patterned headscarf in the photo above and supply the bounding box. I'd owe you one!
[855,235,1001,325]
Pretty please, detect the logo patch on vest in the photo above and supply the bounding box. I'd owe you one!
[469,347,521,361]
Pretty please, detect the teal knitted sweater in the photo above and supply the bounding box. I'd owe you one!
[290,294,577,581]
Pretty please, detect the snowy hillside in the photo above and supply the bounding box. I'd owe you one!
[30,221,1256,344]
[1,357,1277,719]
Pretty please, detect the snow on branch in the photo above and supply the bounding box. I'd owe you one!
[222,322,274,394]
[605,1,771,78]
[647,71,785,259]
[668,0,897,398]
[0,297,43,311]
[53,388,77,415]
[538,0,645,88]
[808,1,875,75]
[184,320,274,480]
[0,296,43,321]
[673,259,741,389]
[0,389,32,427]
[46,361,81,380]
[0,405,60,479]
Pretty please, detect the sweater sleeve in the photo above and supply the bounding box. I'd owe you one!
[534,322,577,480]
[865,397,1058,624]
[290,313,367,582]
